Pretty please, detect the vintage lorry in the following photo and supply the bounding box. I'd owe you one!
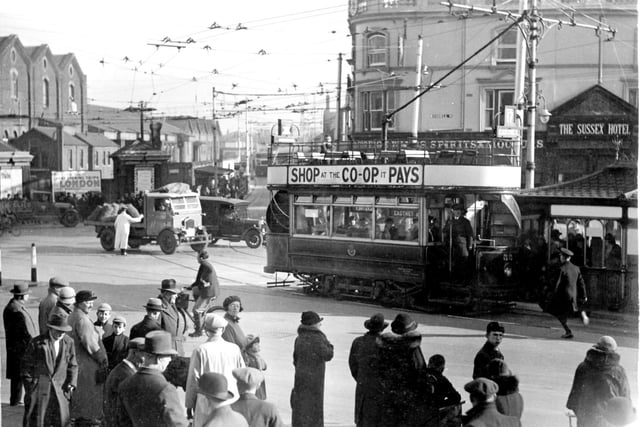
[200,196,265,248]
[85,191,209,254]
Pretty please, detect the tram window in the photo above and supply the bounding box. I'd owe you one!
[399,197,417,205]
[294,205,329,236]
[295,195,313,203]
[332,206,371,238]
[426,209,442,242]
[334,196,353,204]
[314,196,332,204]
[355,196,375,205]
[376,196,397,205]
[585,219,623,269]
[375,207,418,241]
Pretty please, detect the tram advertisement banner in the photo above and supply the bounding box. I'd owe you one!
[52,171,102,194]
[288,165,422,186]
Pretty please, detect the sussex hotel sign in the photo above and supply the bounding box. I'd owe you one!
[555,121,633,138]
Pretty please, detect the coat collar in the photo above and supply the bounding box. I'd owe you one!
[377,330,422,350]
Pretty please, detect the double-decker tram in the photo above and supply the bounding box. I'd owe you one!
[264,137,524,309]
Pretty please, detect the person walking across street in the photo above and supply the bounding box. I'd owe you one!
[21,313,78,427]
[38,276,69,333]
[130,297,163,339]
[290,311,334,427]
[158,279,189,355]
[103,337,144,427]
[231,367,284,427]
[462,378,520,426]
[187,250,220,337]
[114,206,143,255]
[117,331,188,427]
[68,290,109,426]
[473,321,505,379]
[567,336,631,427]
[348,313,388,427]
[547,247,589,339]
[3,282,38,406]
[185,313,246,425]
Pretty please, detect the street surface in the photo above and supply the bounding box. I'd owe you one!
[0,223,637,426]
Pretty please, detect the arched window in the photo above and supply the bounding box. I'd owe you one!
[367,34,387,67]
[10,70,18,99]
[10,48,16,64]
[43,57,48,70]
[69,65,74,77]
[43,78,50,108]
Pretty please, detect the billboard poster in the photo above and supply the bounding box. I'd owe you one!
[0,168,23,198]
[52,171,102,194]
[135,167,155,193]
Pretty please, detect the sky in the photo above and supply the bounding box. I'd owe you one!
[1,1,352,130]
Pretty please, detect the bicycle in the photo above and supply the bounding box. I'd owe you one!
[0,214,21,237]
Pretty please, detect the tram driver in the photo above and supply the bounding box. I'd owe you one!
[444,204,474,282]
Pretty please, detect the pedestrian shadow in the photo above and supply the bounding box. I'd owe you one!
[2,402,25,424]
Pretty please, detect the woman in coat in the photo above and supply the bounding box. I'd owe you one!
[114,207,143,256]
[567,336,631,427]
[377,313,436,427]
[290,311,334,427]
[21,313,78,427]
[486,359,524,419]
[222,295,248,350]
[68,290,109,426]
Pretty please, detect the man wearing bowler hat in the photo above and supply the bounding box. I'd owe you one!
[68,290,108,426]
[103,337,144,427]
[158,278,189,355]
[117,331,188,427]
[462,378,520,426]
[231,367,283,427]
[3,282,38,406]
[38,276,69,333]
[195,372,248,426]
[348,313,388,427]
[22,313,78,427]
[547,247,588,339]
[130,298,163,340]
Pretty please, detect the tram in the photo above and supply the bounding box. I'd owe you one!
[264,136,526,309]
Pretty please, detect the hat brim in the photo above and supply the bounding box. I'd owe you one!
[364,320,389,332]
[10,290,30,295]
[198,389,234,401]
[77,296,98,303]
[158,288,179,294]
[143,304,162,311]
[147,348,179,356]
[47,324,72,332]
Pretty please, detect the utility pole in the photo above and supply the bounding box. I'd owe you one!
[212,87,217,166]
[124,101,155,143]
[411,36,424,143]
[336,53,343,145]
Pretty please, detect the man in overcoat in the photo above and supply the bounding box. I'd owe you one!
[49,286,76,319]
[117,330,188,427]
[348,313,388,427]
[473,321,505,379]
[103,337,144,427]
[130,298,163,339]
[68,290,109,426]
[444,204,474,281]
[548,247,588,338]
[38,276,68,333]
[3,282,38,406]
[231,367,284,427]
[158,279,189,355]
[567,336,631,427]
[462,378,520,427]
[290,311,334,427]
[186,250,220,337]
[21,313,78,427]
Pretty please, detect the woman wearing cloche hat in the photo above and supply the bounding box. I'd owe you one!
[291,311,334,427]
[567,335,631,427]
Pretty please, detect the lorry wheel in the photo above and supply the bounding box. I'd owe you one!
[190,230,209,252]
[158,229,178,254]
[100,229,115,251]
[245,229,262,249]
[61,210,80,227]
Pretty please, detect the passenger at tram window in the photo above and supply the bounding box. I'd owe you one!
[409,216,420,241]
[312,217,328,236]
[382,218,399,240]
[604,233,622,269]
[588,236,603,267]
[428,216,441,242]
[568,233,585,267]
[351,217,370,238]
[550,229,565,255]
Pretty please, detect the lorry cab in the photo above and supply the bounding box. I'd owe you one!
[144,191,203,237]
[200,196,265,248]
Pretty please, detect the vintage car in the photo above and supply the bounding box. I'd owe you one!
[200,196,265,248]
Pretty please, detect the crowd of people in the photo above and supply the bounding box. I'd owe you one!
[2,252,636,426]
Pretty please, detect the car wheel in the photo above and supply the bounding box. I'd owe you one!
[61,210,80,227]
[100,228,115,251]
[245,229,262,249]
[158,229,178,254]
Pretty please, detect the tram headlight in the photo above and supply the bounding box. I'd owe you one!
[503,265,513,278]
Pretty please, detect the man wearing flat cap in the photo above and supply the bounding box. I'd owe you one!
[130,298,163,340]
[158,278,189,355]
[231,367,283,427]
[3,282,37,406]
[68,290,109,425]
[462,378,520,426]
[49,286,76,320]
[473,321,505,379]
[117,331,188,427]
[22,313,78,427]
[103,337,144,427]
[547,247,588,339]
[567,336,630,427]
[196,372,248,427]
[186,313,246,424]
[103,315,129,371]
[291,311,334,427]
[38,276,68,333]
[348,313,388,427]
[94,302,114,339]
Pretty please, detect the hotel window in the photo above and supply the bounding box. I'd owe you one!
[362,90,395,131]
[496,27,518,64]
[10,70,18,99]
[43,78,50,108]
[79,150,84,169]
[629,88,638,108]
[367,34,387,68]
[483,88,514,130]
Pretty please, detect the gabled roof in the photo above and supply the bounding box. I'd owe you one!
[518,161,637,201]
[550,85,638,118]
[75,132,119,148]
[27,126,88,147]
[0,34,31,65]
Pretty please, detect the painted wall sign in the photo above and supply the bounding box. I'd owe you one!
[288,165,422,186]
[52,171,102,194]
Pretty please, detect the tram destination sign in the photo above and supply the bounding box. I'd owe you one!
[288,165,422,186]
